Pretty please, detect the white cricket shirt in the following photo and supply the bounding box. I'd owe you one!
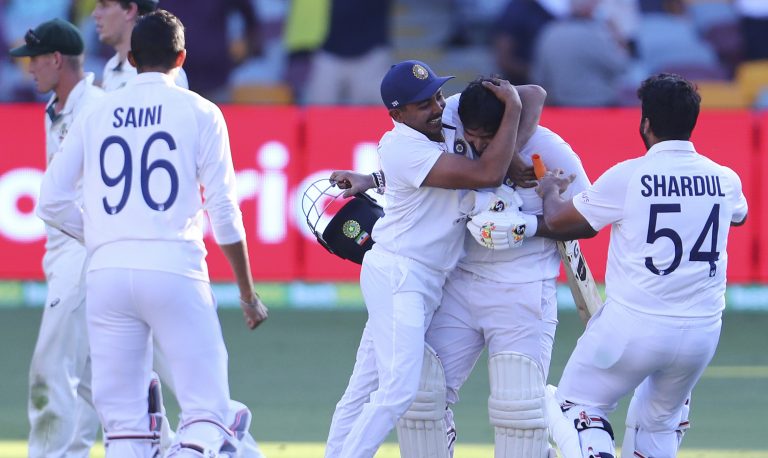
[38,72,245,281]
[43,73,104,263]
[442,95,591,283]
[573,140,748,318]
[101,53,189,91]
[372,120,467,272]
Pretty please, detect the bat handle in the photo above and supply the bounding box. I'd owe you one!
[532,153,547,179]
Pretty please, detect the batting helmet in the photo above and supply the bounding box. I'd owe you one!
[301,179,384,265]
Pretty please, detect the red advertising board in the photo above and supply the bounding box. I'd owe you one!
[299,107,392,280]
[0,104,761,282]
[0,105,46,279]
[758,113,768,282]
[204,106,302,281]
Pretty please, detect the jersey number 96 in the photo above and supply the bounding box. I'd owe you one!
[99,132,179,214]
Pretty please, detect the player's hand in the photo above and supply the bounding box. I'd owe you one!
[506,154,537,188]
[482,78,522,108]
[240,292,268,330]
[330,170,375,198]
[536,169,575,197]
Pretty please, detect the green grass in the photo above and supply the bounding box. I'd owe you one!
[1,441,767,458]
[1,308,767,451]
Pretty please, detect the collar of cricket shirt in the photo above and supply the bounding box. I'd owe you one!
[646,140,697,156]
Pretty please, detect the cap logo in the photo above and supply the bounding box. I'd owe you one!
[342,220,361,238]
[412,64,428,80]
[24,29,41,46]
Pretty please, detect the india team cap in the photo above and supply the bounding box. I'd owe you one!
[9,18,84,57]
[380,60,454,108]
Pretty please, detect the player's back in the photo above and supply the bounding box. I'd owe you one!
[594,141,748,317]
[77,72,237,281]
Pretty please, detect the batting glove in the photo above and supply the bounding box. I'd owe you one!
[460,188,524,218]
[467,207,529,250]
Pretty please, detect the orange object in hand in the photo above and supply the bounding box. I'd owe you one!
[532,154,547,179]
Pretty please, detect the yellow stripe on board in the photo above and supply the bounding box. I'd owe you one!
[2,441,767,458]
[703,365,768,378]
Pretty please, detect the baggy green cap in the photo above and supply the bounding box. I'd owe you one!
[9,18,84,57]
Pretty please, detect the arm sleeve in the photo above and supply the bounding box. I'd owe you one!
[197,103,246,245]
[572,160,634,231]
[36,116,86,242]
[379,137,443,189]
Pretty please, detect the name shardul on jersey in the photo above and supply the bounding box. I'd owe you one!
[640,174,726,197]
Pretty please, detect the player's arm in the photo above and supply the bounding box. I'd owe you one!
[219,241,267,330]
[36,117,86,242]
[423,79,522,189]
[536,170,598,240]
[513,85,546,154]
[732,214,747,226]
[199,106,267,329]
[503,85,547,188]
[330,170,378,198]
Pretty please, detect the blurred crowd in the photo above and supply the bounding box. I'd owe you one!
[1,0,767,108]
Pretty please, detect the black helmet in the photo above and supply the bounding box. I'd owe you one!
[301,179,384,265]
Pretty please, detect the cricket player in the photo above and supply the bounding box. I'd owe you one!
[537,73,748,458]
[331,78,588,457]
[324,60,536,458]
[93,1,265,454]
[37,10,268,457]
[10,18,104,458]
[92,0,188,90]
[423,81,589,457]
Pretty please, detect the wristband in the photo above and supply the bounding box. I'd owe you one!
[371,171,386,194]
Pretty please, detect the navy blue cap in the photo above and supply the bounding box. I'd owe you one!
[380,60,454,108]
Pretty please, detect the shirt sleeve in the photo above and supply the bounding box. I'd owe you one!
[36,114,86,242]
[572,159,635,231]
[379,135,443,189]
[197,101,246,245]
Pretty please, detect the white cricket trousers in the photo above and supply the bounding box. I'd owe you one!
[86,268,230,457]
[325,247,448,458]
[29,246,99,458]
[556,301,721,455]
[426,268,558,405]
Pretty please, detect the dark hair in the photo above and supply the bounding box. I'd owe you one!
[637,73,701,140]
[130,9,185,70]
[458,77,504,133]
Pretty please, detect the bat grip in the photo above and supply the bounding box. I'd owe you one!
[532,153,547,179]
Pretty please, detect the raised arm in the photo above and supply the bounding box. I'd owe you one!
[514,84,546,153]
[423,79,522,189]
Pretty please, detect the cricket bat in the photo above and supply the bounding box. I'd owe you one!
[532,154,603,324]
